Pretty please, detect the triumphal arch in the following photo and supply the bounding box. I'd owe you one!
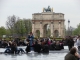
[32,6,65,38]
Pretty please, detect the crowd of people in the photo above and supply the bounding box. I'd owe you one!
[1,37,64,54]
[0,32,65,54]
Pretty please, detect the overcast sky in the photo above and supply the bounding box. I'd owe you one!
[0,0,80,29]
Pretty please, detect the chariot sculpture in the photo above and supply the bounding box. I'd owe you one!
[43,6,53,12]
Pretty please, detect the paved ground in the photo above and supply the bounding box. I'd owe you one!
[0,46,77,60]
[0,52,67,60]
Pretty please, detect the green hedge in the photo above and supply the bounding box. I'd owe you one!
[33,37,63,41]
[54,38,63,40]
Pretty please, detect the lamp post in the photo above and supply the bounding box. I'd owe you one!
[12,18,15,38]
[68,20,70,36]
[70,26,72,36]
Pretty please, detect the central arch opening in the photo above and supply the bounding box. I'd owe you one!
[43,24,51,37]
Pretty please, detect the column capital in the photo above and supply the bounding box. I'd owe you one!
[51,21,53,24]
[59,21,61,24]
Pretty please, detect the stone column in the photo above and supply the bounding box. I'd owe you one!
[32,21,35,37]
[51,22,53,37]
[59,21,61,37]
[40,21,43,37]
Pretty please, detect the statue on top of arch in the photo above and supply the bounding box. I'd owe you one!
[43,6,53,12]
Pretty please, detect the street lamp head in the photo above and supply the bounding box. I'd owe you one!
[68,20,70,23]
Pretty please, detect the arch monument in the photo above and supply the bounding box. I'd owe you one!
[32,6,65,38]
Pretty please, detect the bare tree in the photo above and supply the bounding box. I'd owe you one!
[6,15,17,37]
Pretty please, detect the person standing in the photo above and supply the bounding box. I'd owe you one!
[27,32,34,51]
[67,36,74,50]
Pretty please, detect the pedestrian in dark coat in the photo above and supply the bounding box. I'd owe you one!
[11,42,17,54]
[55,41,61,50]
[33,41,42,53]
[42,42,49,54]
[65,47,80,60]
[25,42,30,53]
[67,36,74,50]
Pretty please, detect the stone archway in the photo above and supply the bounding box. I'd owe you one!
[35,30,40,38]
[32,6,65,38]
[54,30,59,37]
